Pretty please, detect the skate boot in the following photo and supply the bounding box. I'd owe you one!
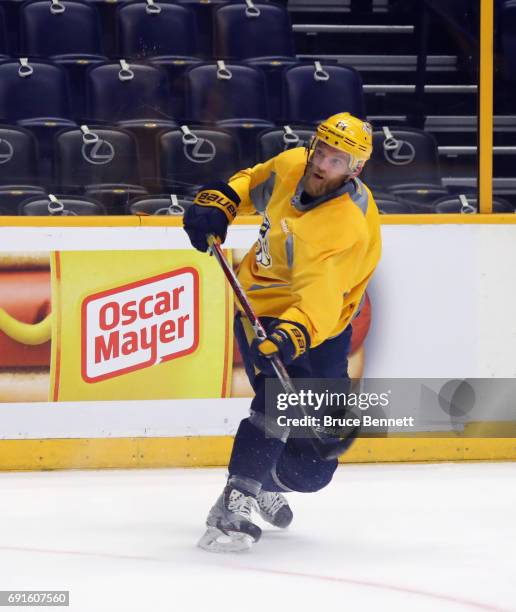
[256,490,293,528]
[198,484,262,553]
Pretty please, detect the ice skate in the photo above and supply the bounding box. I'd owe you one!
[256,490,293,528]
[198,485,262,553]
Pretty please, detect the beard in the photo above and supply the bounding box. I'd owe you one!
[304,163,349,198]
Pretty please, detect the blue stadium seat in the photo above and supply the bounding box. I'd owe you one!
[0,59,71,120]
[149,57,202,122]
[0,5,7,57]
[20,0,104,57]
[85,61,172,122]
[126,193,194,216]
[0,125,40,185]
[0,60,75,183]
[117,2,198,59]
[213,3,295,61]
[118,118,179,190]
[185,62,274,163]
[0,186,47,215]
[282,63,365,124]
[432,194,515,214]
[19,193,106,215]
[213,2,296,121]
[361,127,448,205]
[257,125,314,161]
[159,127,241,196]
[54,56,108,120]
[55,125,147,212]
[0,125,47,213]
[185,62,271,123]
[375,195,415,214]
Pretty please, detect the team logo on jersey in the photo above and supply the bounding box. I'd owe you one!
[256,212,272,268]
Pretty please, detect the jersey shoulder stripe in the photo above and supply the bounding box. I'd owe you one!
[349,178,369,216]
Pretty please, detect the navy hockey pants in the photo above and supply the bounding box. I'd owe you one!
[229,313,352,494]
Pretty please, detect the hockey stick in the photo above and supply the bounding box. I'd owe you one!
[207,235,356,461]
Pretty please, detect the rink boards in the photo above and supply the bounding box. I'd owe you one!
[0,215,515,469]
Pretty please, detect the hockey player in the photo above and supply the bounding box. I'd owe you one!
[183,113,382,552]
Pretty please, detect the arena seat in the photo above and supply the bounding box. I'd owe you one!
[0,186,47,215]
[0,125,40,186]
[0,59,71,120]
[213,3,295,61]
[159,127,240,196]
[126,194,194,216]
[19,193,106,215]
[0,6,8,57]
[374,195,415,214]
[282,63,365,124]
[148,57,202,122]
[184,62,272,123]
[256,125,314,161]
[0,60,75,183]
[53,56,107,121]
[55,125,147,212]
[85,61,172,122]
[432,194,515,214]
[117,2,198,60]
[118,118,179,191]
[361,127,447,205]
[20,0,104,57]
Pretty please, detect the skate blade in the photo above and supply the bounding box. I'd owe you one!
[198,526,254,553]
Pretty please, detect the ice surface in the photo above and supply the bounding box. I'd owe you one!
[0,462,514,612]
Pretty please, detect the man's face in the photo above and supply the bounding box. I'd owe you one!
[304,141,352,197]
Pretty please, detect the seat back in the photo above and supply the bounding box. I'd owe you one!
[20,194,105,215]
[433,195,514,214]
[362,128,441,188]
[55,126,140,189]
[283,63,365,124]
[257,125,314,161]
[0,60,71,120]
[117,3,198,59]
[214,3,294,60]
[86,62,171,122]
[375,197,414,214]
[185,62,270,122]
[0,6,7,56]
[21,0,103,56]
[127,194,193,216]
[0,125,39,184]
[159,127,240,194]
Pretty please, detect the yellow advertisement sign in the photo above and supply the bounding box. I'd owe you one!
[50,250,232,401]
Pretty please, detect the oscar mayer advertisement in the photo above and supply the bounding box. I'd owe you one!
[0,249,371,403]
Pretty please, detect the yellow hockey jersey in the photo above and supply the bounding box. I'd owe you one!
[229,147,382,348]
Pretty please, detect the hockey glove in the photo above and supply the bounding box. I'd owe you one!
[183,182,241,252]
[250,320,310,375]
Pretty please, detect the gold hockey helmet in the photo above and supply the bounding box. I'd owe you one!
[313,113,373,174]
